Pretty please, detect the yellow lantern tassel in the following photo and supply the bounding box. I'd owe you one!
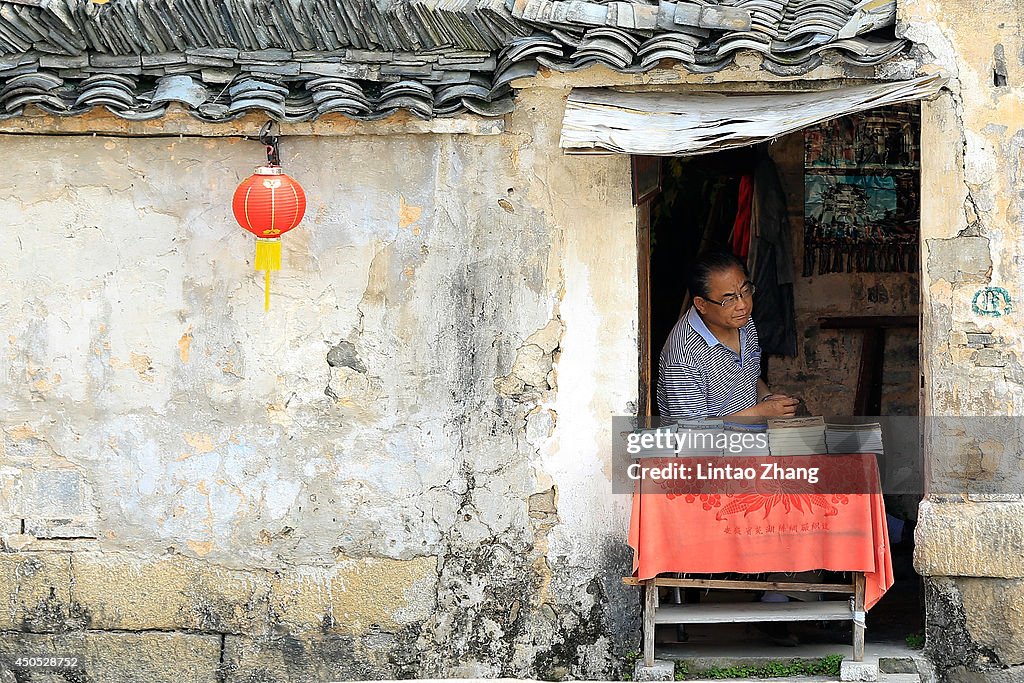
[254,238,282,311]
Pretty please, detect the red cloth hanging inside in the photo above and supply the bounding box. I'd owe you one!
[732,174,754,259]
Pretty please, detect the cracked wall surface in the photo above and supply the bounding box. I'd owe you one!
[900,0,1024,680]
[0,84,639,680]
[2,7,1019,677]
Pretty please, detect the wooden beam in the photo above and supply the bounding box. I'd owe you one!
[655,601,854,624]
[623,576,855,593]
[818,315,917,329]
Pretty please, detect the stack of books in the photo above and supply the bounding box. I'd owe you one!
[767,416,828,456]
[825,422,885,455]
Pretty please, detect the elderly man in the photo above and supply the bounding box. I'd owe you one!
[658,251,797,420]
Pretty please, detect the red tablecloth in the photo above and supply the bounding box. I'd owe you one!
[628,454,894,610]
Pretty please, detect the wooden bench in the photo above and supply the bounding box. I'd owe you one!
[623,574,867,667]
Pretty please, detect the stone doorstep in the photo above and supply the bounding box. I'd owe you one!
[632,646,928,682]
[328,679,840,683]
[654,637,929,681]
[632,659,837,682]
[648,677,839,683]
[328,677,918,683]
[635,659,840,681]
[878,657,919,675]
[841,659,879,681]
[634,658,675,681]
[633,676,920,682]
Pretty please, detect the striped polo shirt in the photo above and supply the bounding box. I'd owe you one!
[656,306,762,419]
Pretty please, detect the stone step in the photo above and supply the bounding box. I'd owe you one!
[681,679,838,682]
[673,676,920,683]
[879,656,919,674]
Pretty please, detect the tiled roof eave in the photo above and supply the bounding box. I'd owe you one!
[0,0,909,122]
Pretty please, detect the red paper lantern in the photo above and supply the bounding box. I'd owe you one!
[232,165,307,310]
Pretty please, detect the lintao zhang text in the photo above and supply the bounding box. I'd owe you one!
[627,461,820,484]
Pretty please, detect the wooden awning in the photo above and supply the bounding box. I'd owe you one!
[559,73,946,155]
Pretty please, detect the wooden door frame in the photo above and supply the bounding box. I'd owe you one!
[637,197,653,417]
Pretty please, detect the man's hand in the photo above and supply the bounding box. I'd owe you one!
[757,395,799,417]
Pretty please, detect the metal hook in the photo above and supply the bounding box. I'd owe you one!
[257,120,280,166]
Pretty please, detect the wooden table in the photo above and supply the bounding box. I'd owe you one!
[626,454,892,667]
[623,573,867,666]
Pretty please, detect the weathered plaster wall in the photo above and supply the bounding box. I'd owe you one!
[0,85,640,680]
[901,0,1024,680]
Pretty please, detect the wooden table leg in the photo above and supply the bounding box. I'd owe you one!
[853,572,866,662]
[644,579,658,667]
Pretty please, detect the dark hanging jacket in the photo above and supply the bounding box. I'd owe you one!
[748,155,798,357]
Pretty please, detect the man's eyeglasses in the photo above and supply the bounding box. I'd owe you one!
[702,284,756,309]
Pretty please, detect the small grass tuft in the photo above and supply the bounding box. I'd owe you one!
[906,632,925,650]
[674,654,843,679]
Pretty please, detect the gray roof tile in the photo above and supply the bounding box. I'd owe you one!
[0,0,908,121]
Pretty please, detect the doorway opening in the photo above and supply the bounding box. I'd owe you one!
[635,103,924,655]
